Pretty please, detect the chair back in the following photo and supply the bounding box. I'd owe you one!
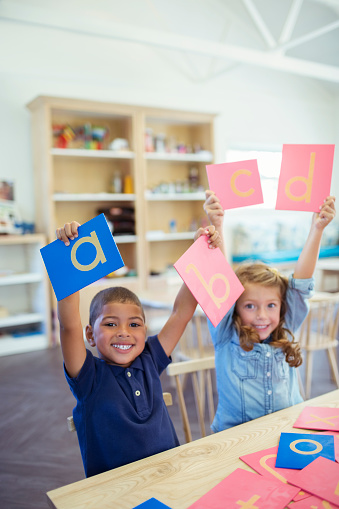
[297,292,339,399]
[298,294,339,351]
[166,356,216,443]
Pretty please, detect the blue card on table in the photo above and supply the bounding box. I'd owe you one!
[133,499,172,508]
[40,214,124,301]
[275,432,335,469]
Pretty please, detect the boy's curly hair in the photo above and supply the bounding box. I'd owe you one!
[233,262,302,367]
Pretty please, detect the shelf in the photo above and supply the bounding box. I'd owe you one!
[53,193,135,202]
[145,191,205,201]
[0,273,43,286]
[0,313,45,328]
[144,152,213,162]
[114,235,137,244]
[0,334,49,357]
[51,148,135,159]
[146,231,195,242]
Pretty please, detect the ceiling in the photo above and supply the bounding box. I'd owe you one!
[1,0,339,85]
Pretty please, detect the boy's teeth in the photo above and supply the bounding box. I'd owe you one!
[113,344,132,350]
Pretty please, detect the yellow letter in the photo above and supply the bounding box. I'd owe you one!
[289,438,323,455]
[185,264,230,309]
[71,231,107,272]
[230,169,254,197]
[285,151,315,203]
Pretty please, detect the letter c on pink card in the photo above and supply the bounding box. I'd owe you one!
[206,160,263,210]
[230,169,255,198]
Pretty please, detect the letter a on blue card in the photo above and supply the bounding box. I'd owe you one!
[275,432,335,470]
[40,214,124,301]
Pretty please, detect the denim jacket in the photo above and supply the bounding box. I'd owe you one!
[208,276,314,432]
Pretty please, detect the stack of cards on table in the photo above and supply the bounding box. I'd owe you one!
[186,406,339,508]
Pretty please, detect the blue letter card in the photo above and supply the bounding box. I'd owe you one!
[40,214,124,301]
[133,499,172,509]
[275,432,335,469]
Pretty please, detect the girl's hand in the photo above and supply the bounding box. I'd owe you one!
[313,196,336,230]
[203,190,224,229]
[194,225,221,249]
[56,221,81,246]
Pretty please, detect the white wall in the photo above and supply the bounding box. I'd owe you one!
[0,19,338,226]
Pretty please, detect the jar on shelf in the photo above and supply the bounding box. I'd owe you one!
[111,171,122,193]
[123,175,133,194]
[155,133,166,153]
[145,128,154,152]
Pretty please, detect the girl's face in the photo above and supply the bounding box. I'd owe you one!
[85,302,147,367]
[235,283,282,341]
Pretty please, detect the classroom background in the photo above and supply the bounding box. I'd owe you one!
[1,1,339,508]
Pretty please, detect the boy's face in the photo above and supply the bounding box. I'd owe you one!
[235,283,281,341]
[85,302,147,367]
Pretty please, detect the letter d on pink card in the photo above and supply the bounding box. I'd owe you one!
[174,236,244,327]
[206,160,263,210]
[275,144,335,212]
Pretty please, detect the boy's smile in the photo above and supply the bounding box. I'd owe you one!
[86,302,147,367]
[235,283,282,341]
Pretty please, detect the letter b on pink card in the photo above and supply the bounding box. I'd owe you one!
[174,236,244,327]
[206,160,264,210]
[275,144,335,212]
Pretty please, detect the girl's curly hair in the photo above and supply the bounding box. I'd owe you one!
[233,262,302,367]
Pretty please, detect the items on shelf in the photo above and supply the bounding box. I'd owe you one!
[98,206,135,235]
[144,127,211,157]
[149,167,204,194]
[52,122,110,150]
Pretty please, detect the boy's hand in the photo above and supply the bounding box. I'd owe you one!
[194,225,221,249]
[56,221,80,246]
[203,190,224,229]
[313,196,336,231]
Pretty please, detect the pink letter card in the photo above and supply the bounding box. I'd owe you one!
[275,144,334,212]
[287,494,339,508]
[206,160,264,210]
[187,468,300,509]
[293,407,339,432]
[240,446,310,502]
[174,236,244,327]
[286,456,339,506]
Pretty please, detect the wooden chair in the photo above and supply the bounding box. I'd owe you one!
[166,356,216,443]
[297,292,339,399]
[67,392,173,432]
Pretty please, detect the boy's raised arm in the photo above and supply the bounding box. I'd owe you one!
[204,190,226,258]
[56,221,87,378]
[158,225,221,357]
[293,196,336,280]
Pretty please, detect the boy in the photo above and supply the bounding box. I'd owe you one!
[56,220,220,477]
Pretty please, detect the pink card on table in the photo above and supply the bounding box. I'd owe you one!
[174,236,244,327]
[206,160,264,210]
[240,446,310,502]
[317,431,339,462]
[287,494,339,508]
[286,456,339,505]
[187,468,299,509]
[275,144,334,212]
[293,407,339,432]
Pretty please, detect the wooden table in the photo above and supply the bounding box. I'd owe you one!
[47,389,339,509]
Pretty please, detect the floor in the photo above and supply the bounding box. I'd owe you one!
[0,341,338,509]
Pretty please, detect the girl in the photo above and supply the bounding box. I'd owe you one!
[203,191,336,431]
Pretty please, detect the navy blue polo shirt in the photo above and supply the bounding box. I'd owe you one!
[65,335,179,477]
